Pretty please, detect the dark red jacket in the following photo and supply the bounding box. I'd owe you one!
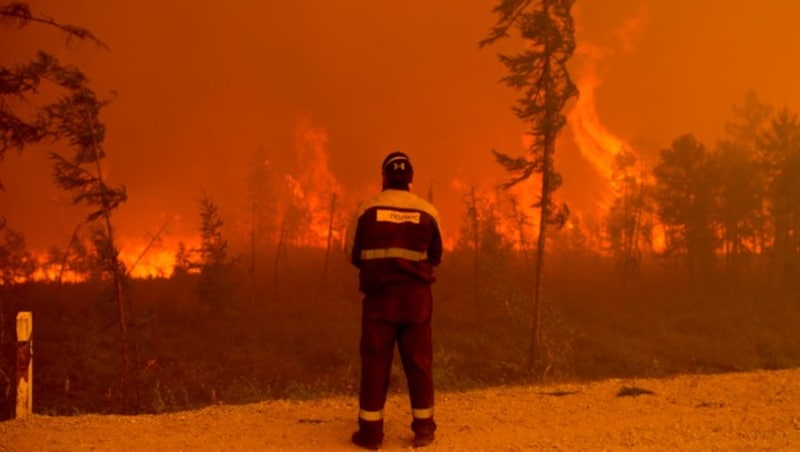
[347,189,442,294]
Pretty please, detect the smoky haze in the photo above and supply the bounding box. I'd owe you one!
[2,0,800,256]
[5,0,800,423]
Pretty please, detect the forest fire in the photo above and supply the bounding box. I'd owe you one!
[3,0,777,282]
[14,121,348,282]
[29,266,82,284]
[0,5,669,283]
[118,238,200,280]
[568,10,647,209]
[4,3,800,441]
[21,237,200,282]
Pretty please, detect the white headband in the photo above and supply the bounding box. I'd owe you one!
[383,155,410,170]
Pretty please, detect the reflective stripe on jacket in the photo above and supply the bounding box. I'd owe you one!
[346,189,442,293]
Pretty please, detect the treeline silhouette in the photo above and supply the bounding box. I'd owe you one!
[0,227,797,419]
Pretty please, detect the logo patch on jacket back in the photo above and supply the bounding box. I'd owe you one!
[376,209,421,224]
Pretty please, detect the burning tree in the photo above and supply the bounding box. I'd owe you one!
[605,149,652,280]
[481,0,578,375]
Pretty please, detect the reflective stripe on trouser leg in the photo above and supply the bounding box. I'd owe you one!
[359,409,383,421]
[412,407,434,419]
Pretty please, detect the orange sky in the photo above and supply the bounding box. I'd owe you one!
[2,0,800,256]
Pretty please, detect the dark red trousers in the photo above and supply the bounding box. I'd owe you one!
[359,283,434,417]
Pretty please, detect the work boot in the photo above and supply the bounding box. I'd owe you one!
[411,417,436,448]
[351,418,383,450]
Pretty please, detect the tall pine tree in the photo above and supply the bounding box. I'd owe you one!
[481,0,578,375]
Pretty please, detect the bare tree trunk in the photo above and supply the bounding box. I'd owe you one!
[0,291,7,406]
[469,186,481,313]
[122,219,163,409]
[623,196,643,283]
[54,224,81,303]
[273,216,288,301]
[529,33,555,375]
[250,200,257,305]
[102,189,129,407]
[89,117,130,410]
[509,194,532,279]
[530,169,549,375]
[322,193,337,284]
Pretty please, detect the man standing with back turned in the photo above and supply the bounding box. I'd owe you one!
[346,152,443,449]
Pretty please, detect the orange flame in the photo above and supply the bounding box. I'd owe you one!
[569,46,630,208]
[281,118,344,248]
[23,235,201,282]
[569,7,649,210]
[29,267,83,283]
[119,236,201,279]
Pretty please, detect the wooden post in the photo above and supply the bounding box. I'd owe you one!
[16,311,33,418]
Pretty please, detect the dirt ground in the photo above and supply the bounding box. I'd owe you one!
[1,368,799,451]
